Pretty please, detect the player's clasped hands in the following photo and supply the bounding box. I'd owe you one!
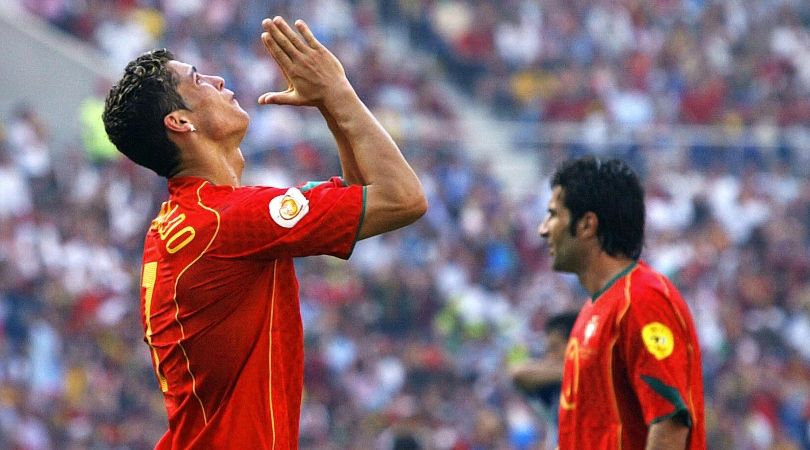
[258,16,349,107]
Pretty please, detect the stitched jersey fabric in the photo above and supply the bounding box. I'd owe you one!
[558,261,705,450]
[141,176,364,449]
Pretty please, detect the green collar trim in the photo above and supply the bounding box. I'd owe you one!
[300,180,328,193]
[591,261,637,301]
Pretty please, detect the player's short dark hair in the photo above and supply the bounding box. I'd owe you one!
[546,311,578,338]
[551,156,645,259]
[102,49,186,177]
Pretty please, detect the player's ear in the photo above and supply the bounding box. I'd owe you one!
[577,212,598,239]
[164,111,196,134]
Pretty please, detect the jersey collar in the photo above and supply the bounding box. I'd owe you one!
[591,260,638,302]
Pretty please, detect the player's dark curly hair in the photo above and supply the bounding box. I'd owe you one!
[551,156,645,259]
[102,49,186,177]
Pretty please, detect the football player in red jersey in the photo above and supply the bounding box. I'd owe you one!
[102,16,426,449]
[538,157,705,450]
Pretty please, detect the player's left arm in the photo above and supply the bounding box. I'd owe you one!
[621,285,699,446]
[259,17,427,240]
[646,417,689,450]
[208,178,364,260]
[318,105,365,186]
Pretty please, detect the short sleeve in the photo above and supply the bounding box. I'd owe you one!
[620,290,694,427]
[206,177,365,260]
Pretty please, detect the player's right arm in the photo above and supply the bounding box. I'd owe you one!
[258,16,427,240]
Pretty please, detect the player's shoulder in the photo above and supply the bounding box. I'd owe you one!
[174,178,281,210]
[156,178,233,228]
[627,261,692,314]
[628,260,674,292]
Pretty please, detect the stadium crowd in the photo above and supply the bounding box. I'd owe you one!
[390,0,810,127]
[1,0,809,449]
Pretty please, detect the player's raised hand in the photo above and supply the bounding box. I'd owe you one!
[258,17,349,107]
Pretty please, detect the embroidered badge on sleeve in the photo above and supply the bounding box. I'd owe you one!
[641,322,674,360]
[269,187,309,228]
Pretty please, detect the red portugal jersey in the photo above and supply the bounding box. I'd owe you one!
[558,261,705,450]
[140,176,364,449]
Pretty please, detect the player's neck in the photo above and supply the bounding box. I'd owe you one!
[173,141,244,187]
[578,252,636,298]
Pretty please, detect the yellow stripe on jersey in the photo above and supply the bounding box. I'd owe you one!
[607,267,636,449]
[143,261,169,392]
[268,260,278,449]
[165,181,222,424]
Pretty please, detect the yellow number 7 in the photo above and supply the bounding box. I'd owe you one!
[142,261,169,392]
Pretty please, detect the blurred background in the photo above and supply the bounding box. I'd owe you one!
[1,0,809,448]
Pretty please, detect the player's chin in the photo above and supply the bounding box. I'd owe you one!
[233,103,250,121]
[551,257,572,273]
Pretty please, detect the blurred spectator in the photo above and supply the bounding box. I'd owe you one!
[510,311,578,449]
[78,79,119,164]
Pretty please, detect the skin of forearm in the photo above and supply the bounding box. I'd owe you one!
[318,105,365,186]
[320,85,419,196]
[646,419,689,450]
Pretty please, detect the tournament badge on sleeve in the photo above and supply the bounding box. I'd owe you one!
[269,187,310,228]
[641,322,674,360]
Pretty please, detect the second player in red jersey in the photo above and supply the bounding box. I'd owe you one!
[538,157,705,450]
[557,261,705,449]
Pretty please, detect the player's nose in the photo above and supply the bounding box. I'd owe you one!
[202,74,225,90]
[538,219,549,238]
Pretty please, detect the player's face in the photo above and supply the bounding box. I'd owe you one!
[539,186,582,273]
[167,60,250,138]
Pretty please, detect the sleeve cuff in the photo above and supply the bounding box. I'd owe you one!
[642,375,692,427]
[345,185,367,259]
